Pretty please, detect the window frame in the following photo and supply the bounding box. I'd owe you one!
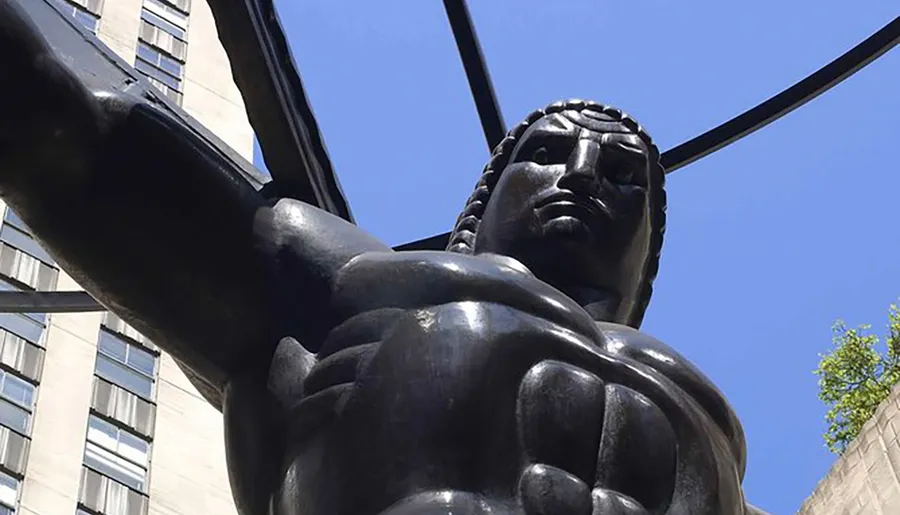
[0,470,18,513]
[51,0,102,34]
[84,414,152,493]
[94,330,158,401]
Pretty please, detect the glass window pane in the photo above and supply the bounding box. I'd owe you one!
[126,346,155,377]
[1,373,34,409]
[159,56,182,77]
[96,355,153,399]
[0,225,54,265]
[0,471,16,509]
[0,312,44,345]
[141,9,185,40]
[146,0,188,23]
[87,415,119,451]
[84,442,146,491]
[134,59,181,91]
[117,431,150,468]
[0,334,20,369]
[0,399,28,434]
[98,332,127,363]
[3,209,28,234]
[136,42,159,64]
[74,9,99,33]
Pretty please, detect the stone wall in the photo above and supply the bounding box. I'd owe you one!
[799,383,900,514]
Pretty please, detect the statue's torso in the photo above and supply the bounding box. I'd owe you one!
[270,251,744,515]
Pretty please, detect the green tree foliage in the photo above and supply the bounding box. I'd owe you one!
[815,304,900,455]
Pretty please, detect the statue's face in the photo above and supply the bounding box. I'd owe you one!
[474,110,653,302]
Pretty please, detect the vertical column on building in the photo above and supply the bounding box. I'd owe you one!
[75,316,160,515]
[0,203,68,515]
[134,0,191,106]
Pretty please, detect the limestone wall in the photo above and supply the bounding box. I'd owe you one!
[799,383,900,514]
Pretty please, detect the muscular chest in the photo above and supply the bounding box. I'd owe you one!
[302,251,606,410]
[323,251,601,347]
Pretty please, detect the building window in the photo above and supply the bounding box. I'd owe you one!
[0,212,59,293]
[51,0,103,34]
[144,0,190,23]
[139,19,187,61]
[92,378,156,439]
[95,331,157,401]
[0,314,44,349]
[0,225,55,267]
[0,244,58,292]
[102,313,156,352]
[84,415,150,492]
[0,471,17,515]
[79,467,148,515]
[0,279,47,327]
[140,8,186,42]
[0,330,44,383]
[0,426,28,476]
[2,211,28,236]
[135,43,184,106]
[137,0,190,106]
[0,370,35,436]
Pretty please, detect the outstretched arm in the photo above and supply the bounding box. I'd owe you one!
[0,0,388,406]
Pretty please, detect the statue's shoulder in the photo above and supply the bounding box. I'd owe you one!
[595,321,748,472]
[336,250,539,293]
[259,198,392,275]
[593,322,710,387]
[333,251,599,338]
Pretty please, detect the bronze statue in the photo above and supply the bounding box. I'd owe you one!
[0,2,768,514]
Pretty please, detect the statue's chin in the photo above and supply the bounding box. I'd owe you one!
[541,216,593,242]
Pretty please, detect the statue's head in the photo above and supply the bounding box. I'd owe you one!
[447,100,665,328]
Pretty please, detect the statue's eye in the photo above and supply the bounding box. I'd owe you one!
[612,167,634,184]
[605,141,646,184]
[532,147,549,165]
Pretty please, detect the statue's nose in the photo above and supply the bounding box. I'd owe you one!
[559,139,602,192]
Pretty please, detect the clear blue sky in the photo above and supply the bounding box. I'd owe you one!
[257,2,899,512]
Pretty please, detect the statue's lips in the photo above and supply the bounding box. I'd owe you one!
[535,191,611,232]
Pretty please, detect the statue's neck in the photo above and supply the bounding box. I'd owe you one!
[474,252,621,323]
[556,285,621,323]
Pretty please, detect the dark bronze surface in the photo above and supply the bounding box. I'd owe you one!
[0,4,769,511]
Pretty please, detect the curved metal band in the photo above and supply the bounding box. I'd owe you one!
[442,0,507,152]
[661,16,900,172]
[396,16,900,252]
